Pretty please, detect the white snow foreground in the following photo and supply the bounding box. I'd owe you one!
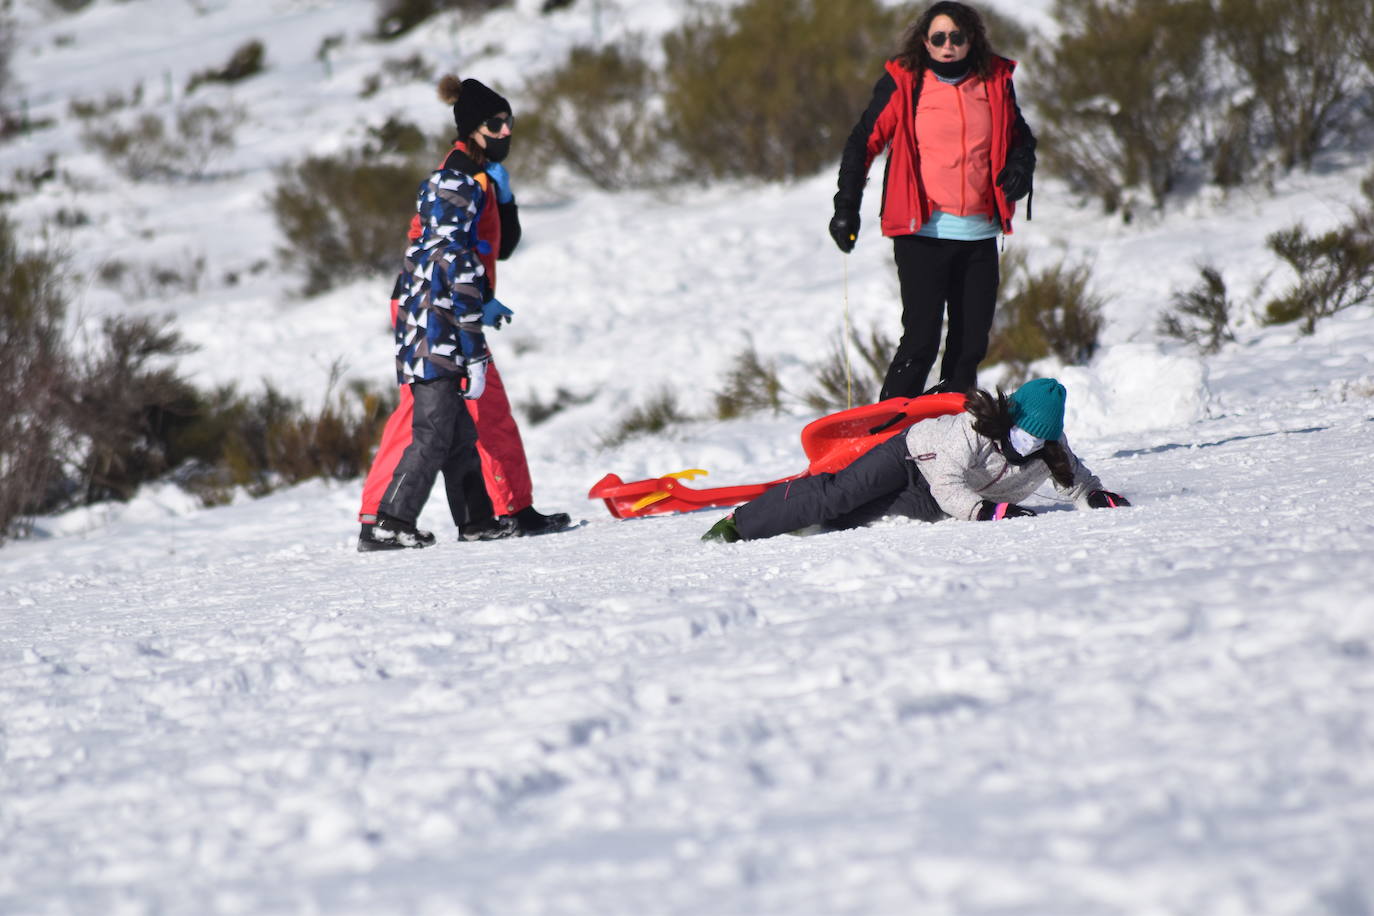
[3,347,1374,915]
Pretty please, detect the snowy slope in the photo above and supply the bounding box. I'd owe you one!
[3,2,1374,914]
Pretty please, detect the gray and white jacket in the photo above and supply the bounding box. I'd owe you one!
[904,412,1103,521]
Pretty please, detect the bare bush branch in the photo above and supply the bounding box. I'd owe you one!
[1158,265,1238,353]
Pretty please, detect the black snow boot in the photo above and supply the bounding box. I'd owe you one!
[459,515,520,542]
[358,514,437,552]
[508,506,572,536]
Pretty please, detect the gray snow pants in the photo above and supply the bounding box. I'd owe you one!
[733,435,945,540]
[378,377,484,527]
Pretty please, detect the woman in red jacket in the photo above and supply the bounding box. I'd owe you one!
[830,1,1036,399]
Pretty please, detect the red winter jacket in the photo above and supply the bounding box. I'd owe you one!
[835,56,1035,236]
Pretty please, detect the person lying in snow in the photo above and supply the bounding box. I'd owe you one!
[702,378,1129,542]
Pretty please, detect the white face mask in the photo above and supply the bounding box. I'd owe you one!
[1008,425,1045,457]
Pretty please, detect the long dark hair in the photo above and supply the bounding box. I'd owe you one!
[894,2,995,79]
[964,388,1075,487]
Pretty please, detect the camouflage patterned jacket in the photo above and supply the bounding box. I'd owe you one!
[393,167,491,384]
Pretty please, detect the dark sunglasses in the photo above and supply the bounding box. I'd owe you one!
[927,30,967,48]
[482,114,513,132]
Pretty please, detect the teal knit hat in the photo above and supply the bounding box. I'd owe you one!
[1009,377,1066,440]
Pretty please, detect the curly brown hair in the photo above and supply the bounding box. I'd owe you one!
[894,2,995,79]
[964,388,1075,487]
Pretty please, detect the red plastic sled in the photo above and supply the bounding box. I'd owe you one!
[799,392,966,474]
[587,469,801,520]
[588,393,966,519]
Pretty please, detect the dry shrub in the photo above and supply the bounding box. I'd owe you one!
[979,7,1031,60]
[82,104,245,181]
[1358,0,1374,84]
[186,39,266,94]
[1,210,397,536]
[361,54,439,98]
[1158,265,1238,353]
[520,386,594,426]
[185,375,394,502]
[0,217,69,540]
[660,0,916,182]
[804,323,893,411]
[515,40,669,188]
[0,11,11,116]
[714,341,785,419]
[62,317,201,506]
[363,115,433,158]
[269,118,445,291]
[1036,0,1373,207]
[268,153,422,292]
[516,0,1028,189]
[374,0,509,39]
[266,377,397,485]
[1262,220,1374,333]
[1033,0,1214,214]
[987,254,1105,383]
[1215,0,1367,171]
[600,388,691,448]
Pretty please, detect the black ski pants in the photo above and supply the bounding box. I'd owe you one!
[880,235,1000,400]
[378,376,486,527]
[733,435,945,540]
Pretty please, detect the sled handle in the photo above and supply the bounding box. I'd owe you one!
[867,411,910,436]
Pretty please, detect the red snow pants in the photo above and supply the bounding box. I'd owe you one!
[358,293,534,523]
[357,360,534,522]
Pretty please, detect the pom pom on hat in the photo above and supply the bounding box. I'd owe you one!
[1008,377,1067,441]
[437,74,463,105]
[437,73,511,139]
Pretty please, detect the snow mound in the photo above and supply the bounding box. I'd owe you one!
[1060,343,1210,439]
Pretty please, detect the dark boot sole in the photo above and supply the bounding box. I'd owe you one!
[515,512,574,536]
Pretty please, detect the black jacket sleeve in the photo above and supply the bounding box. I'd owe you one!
[834,72,897,214]
[1005,81,1036,174]
[1004,80,1036,218]
[497,199,521,260]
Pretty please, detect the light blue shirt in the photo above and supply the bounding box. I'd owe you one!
[915,209,1000,241]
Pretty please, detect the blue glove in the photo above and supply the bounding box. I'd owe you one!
[485,163,514,204]
[481,298,513,329]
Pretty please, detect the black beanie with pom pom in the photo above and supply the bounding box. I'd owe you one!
[438,74,511,138]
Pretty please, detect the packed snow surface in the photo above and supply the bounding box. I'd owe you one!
[3,1,1374,914]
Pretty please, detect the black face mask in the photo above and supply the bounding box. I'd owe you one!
[481,134,511,163]
[927,56,972,80]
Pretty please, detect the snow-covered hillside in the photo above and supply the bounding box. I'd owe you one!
[3,2,1373,914]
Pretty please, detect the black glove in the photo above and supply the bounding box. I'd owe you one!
[828,210,859,253]
[976,500,1036,521]
[1087,489,1131,508]
[996,162,1031,203]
